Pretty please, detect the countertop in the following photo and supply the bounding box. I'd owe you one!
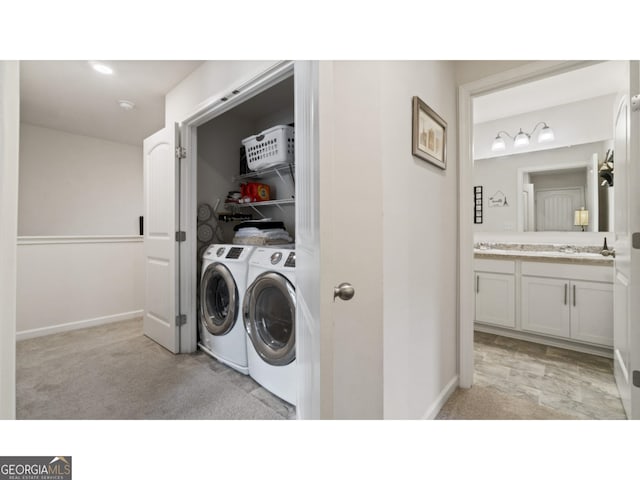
[474,247,614,266]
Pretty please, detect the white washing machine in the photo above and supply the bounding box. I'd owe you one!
[243,246,297,405]
[199,244,255,375]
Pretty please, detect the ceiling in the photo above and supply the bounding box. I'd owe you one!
[20,60,203,146]
[473,61,628,124]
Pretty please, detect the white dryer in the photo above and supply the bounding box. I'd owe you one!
[199,244,255,375]
[243,246,296,405]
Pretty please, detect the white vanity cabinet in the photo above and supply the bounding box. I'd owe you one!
[474,255,614,353]
[521,276,571,337]
[570,280,613,346]
[474,259,516,328]
[520,262,613,347]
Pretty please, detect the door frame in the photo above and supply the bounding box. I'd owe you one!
[175,61,295,354]
[457,60,601,387]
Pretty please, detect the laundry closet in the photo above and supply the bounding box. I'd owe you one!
[195,75,295,273]
[186,72,298,405]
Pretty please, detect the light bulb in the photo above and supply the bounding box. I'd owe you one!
[538,125,555,143]
[491,135,506,152]
[514,129,530,147]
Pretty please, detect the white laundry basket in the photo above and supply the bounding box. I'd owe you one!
[241,125,294,171]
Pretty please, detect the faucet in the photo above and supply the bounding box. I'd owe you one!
[601,237,616,258]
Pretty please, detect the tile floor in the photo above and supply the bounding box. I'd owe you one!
[474,331,626,420]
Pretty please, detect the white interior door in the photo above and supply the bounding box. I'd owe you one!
[143,125,180,353]
[295,61,384,419]
[535,187,584,231]
[613,60,640,419]
[294,61,320,419]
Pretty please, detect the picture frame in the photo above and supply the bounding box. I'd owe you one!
[412,96,447,169]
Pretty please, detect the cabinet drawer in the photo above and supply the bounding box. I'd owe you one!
[521,261,613,283]
[474,258,516,274]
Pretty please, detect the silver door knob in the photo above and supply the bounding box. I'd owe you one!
[333,283,355,302]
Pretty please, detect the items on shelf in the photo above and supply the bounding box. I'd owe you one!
[218,213,253,223]
[226,183,272,204]
[241,124,295,171]
[232,220,293,246]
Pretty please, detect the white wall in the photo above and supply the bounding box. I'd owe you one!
[473,141,608,233]
[16,237,143,338]
[379,61,458,419]
[0,61,19,419]
[19,124,143,236]
[165,61,280,124]
[473,95,616,160]
[17,124,144,338]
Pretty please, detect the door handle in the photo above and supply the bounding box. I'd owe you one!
[573,284,576,307]
[564,284,568,305]
[333,282,355,302]
[476,275,479,293]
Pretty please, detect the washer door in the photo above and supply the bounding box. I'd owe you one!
[243,272,296,366]
[200,263,239,336]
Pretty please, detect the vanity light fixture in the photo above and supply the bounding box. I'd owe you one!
[491,122,555,152]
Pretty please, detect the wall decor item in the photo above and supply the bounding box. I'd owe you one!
[412,96,447,169]
[488,190,508,207]
[474,186,483,224]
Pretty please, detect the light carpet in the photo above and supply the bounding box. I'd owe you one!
[16,318,295,420]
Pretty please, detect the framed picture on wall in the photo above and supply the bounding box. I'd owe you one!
[412,96,447,170]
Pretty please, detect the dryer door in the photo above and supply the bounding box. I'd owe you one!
[200,263,239,336]
[244,272,296,366]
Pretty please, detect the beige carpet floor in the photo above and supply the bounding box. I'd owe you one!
[436,386,578,420]
[16,318,296,420]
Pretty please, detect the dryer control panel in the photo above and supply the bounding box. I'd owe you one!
[284,251,296,268]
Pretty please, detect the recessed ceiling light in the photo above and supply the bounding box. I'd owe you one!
[118,100,135,111]
[92,63,113,75]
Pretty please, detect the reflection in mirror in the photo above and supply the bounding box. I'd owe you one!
[519,154,613,233]
[472,142,614,234]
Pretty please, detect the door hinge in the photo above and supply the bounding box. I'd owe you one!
[175,146,186,160]
[175,314,187,326]
[632,232,640,249]
[176,231,186,242]
[633,370,640,388]
[632,95,640,113]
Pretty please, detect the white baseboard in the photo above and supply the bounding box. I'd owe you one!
[422,375,459,420]
[16,310,143,341]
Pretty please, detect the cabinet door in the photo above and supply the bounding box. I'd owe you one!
[521,276,570,338]
[475,272,515,328]
[570,280,613,346]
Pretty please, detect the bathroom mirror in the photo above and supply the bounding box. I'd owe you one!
[518,161,613,233]
[472,143,614,234]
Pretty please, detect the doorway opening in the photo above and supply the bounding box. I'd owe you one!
[458,61,628,419]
